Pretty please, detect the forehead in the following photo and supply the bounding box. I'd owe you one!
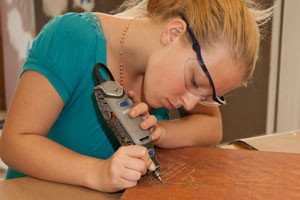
[200,43,243,96]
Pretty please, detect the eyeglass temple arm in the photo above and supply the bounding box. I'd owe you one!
[180,15,219,100]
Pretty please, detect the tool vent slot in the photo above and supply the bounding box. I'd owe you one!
[140,136,149,143]
[96,93,108,105]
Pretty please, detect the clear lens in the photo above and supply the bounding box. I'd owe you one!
[184,58,225,106]
[199,98,222,106]
[184,58,211,96]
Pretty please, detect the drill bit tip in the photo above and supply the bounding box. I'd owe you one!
[154,170,164,184]
[158,175,163,184]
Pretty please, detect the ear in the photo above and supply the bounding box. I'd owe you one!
[160,18,186,46]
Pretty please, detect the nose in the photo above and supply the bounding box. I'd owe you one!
[181,92,201,110]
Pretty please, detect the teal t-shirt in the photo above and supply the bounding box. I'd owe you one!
[6,12,170,179]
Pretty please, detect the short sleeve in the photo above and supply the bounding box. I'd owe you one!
[21,13,97,104]
[151,107,170,120]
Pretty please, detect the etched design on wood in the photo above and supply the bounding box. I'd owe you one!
[147,159,199,188]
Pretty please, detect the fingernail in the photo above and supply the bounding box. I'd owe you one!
[141,122,147,129]
[150,162,156,171]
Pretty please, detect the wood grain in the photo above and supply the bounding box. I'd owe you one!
[121,147,300,200]
[0,177,122,200]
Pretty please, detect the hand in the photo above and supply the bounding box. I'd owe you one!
[87,145,155,192]
[127,91,166,144]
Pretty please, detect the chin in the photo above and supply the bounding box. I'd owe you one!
[147,100,160,109]
[144,95,160,109]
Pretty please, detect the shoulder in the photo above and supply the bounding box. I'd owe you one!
[30,12,99,62]
[35,12,98,49]
[45,12,94,30]
[25,13,101,104]
[48,13,96,44]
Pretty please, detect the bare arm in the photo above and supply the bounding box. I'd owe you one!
[0,70,154,192]
[0,70,99,186]
[155,104,222,149]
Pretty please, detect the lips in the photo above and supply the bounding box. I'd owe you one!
[165,99,175,110]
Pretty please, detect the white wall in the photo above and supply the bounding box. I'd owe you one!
[267,0,282,134]
[271,0,300,132]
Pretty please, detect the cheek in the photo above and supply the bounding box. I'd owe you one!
[143,71,185,108]
[143,47,189,106]
[144,60,186,96]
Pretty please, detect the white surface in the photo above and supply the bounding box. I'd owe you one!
[0,161,7,171]
[7,8,34,61]
[266,0,282,134]
[276,0,300,132]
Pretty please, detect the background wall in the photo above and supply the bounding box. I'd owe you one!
[220,0,274,142]
[275,0,300,132]
[1,0,35,110]
[0,2,5,110]
[221,0,300,142]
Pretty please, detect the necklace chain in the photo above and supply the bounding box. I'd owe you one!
[119,18,136,87]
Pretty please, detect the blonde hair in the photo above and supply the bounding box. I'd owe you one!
[114,0,273,84]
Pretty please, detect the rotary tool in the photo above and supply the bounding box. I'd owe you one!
[93,62,163,183]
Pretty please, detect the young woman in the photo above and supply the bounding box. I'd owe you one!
[0,0,271,192]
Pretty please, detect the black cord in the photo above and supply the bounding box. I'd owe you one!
[93,63,115,85]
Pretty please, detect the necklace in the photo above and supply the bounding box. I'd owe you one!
[119,18,136,87]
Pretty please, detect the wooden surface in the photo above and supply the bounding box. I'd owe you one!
[121,146,300,200]
[0,177,122,200]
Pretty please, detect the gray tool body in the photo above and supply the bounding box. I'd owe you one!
[93,63,162,181]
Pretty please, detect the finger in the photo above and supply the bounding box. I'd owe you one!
[129,102,149,118]
[125,146,149,160]
[150,126,162,142]
[124,157,147,175]
[119,178,138,189]
[146,157,155,171]
[128,90,139,104]
[121,168,142,182]
[140,115,157,130]
[125,146,155,171]
[149,127,155,133]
